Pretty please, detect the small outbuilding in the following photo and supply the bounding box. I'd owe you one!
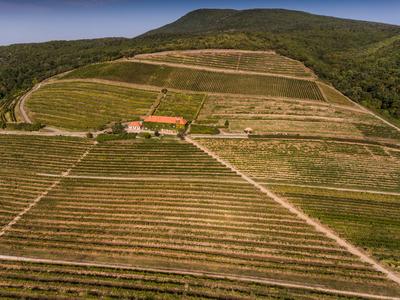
[244,127,253,134]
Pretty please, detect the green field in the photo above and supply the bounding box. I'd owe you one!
[63,62,325,100]
[155,92,205,121]
[136,50,313,78]
[272,185,400,272]
[26,81,159,130]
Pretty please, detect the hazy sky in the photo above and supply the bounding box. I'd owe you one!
[1,0,400,46]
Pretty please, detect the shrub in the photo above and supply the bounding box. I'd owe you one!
[224,120,230,128]
[0,120,6,129]
[86,132,94,139]
[190,124,220,135]
[96,133,136,142]
[139,132,152,139]
[6,122,44,131]
[112,122,126,134]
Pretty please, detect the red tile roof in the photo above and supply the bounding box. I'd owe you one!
[142,116,187,125]
[128,121,143,127]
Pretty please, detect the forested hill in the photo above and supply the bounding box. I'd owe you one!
[1,8,400,122]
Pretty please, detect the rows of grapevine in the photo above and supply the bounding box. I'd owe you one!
[136,51,313,78]
[63,62,325,101]
[0,260,371,299]
[26,81,159,130]
[0,138,398,297]
[197,139,400,192]
[271,185,400,273]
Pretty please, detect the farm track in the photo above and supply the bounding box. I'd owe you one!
[185,136,400,286]
[0,254,398,300]
[264,182,400,197]
[130,58,316,81]
[0,142,95,238]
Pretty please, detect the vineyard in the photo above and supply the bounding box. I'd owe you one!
[0,137,399,297]
[135,50,314,78]
[197,139,400,192]
[155,92,205,121]
[25,81,160,130]
[271,185,400,273]
[1,49,400,298]
[63,62,325,100]
[196,94,400,141]
[0,260,380,300]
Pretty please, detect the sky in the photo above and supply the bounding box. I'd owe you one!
[1,0,400,46]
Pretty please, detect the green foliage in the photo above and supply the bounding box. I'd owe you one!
[190,124,220,134]
[6,122,44,131]
[111,122,126,134]
[1,8,400,121]
[138,132,152,139]
[96,132,137,143]
[0,120,6,129]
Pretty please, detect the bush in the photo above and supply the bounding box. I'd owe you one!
[189,124,220,135]
[154,130,160,137]
[0,120,6,129]
[139,132,152,139]
[161,88,168,94]
[224,120,230,128]
[86,132,93,139]
[6,122,44,131]
[96,133,136,142]
[112,122,126,134]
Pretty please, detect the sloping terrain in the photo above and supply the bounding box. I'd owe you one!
[1,49,400,298]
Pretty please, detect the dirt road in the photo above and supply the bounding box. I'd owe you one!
[0,254,397,300]
[186,136,400,286]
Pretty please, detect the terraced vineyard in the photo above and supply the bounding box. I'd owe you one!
[26,81,159,130]
[63,61,324,100]
[135,50,314,78]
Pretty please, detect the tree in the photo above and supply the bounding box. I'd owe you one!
[112,122,125,134]
[224,120,230,128]
[86,132,93,139]
[161,88,168,94]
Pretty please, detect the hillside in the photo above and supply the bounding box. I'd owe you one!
[1,9,400,124]
[1,48,400,298]
[143,9,400,122]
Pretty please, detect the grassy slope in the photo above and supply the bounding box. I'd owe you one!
[26,81,159,130]
[63,61,324,100]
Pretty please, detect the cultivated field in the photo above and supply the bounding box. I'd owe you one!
[3,49,400,298]
[196,94,400,141]
[0,259,376,300]
[25,81,159,130]
[0,138,399,298]
[196,137,400,275]
[63,62,325,100]
[271,185,400,273]
[155,92,205,121]
[135,50,314,78]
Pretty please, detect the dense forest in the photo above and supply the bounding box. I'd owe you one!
[1,8,399,122]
